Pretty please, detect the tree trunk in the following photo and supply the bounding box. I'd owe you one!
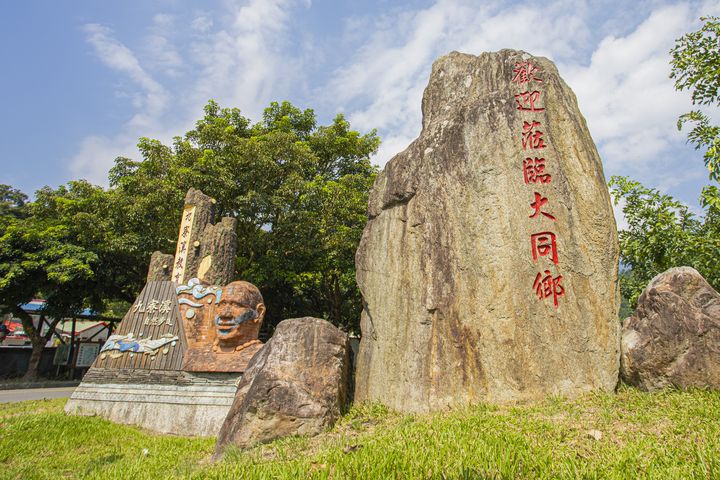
[328,273,343,329]
[15,307,41,380]
[24,342,44,381]
[16,308,61,381]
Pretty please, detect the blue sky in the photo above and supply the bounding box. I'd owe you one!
[2,0,719,220]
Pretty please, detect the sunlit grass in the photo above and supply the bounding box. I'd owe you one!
[1,386,718,479]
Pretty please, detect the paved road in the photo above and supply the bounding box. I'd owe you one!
[0,387,75,403]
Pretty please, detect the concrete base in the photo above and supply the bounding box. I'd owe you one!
[64,369,239,437]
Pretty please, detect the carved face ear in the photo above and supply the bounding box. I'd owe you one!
[255,303,266,322]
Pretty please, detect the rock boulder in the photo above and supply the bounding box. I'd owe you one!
[355,50,620,412]
[213,317,350,456]
[621,267,720,390]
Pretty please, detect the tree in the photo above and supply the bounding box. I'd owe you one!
[109,100,379,333]
[0,188,97,379]
[0,185,28,219]
[0,181,145,378]
[608,16,720,310]
[609,176,720,308]
[670,15,720,181]
[0,99,378,379]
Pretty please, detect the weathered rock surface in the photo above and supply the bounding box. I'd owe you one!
[146,251,174,281]
[621,267,720,391]
[214,317,350,456]
[355,50,620,412]
[198,217,238,285]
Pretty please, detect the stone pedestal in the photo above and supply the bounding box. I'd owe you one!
[65,369,238,436]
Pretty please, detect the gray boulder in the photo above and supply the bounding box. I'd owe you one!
[213,317,350,457]
[621,267,720,390]
[355,49,620,412]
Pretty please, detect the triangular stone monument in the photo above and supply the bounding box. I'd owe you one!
[65,189,265,436]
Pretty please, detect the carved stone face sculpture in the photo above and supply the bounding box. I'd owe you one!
[214,281,265,351]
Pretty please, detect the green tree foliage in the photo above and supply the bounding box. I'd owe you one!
[0,183,99,378]
[109,100,379,333]
[608,16,720,311]
[0,185,28,219]
[0,179,195,378]
[670,15,720,181]
[0,99,377,373]
[609,176,720,308]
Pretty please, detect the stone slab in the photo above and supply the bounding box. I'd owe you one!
[65,369,239,437]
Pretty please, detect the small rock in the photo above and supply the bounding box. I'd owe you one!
[343,444,362,454]
[586,429,602,441]
[621,267,720,391]
[213,317,350,458]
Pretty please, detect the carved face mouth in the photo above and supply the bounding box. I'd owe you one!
[214,309,258,337]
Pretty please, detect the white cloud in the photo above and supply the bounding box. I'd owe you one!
[152,13,175,30]
[143,34,184,75]
[327,0,596,167]
[191,15,213,32]
[70,135,137,187]
[562,4,696,173]
[73,0,308,184]
[187,0,305,119]
[142,13,184,76]
[324,0,715,201]
[73,0,717,206]
[75,24,174,184]
[82,23,169,128]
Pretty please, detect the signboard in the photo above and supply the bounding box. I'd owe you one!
[53,344,71,366]
[76,343,100,368]
[93,281,184,371]
[171,205,196,284]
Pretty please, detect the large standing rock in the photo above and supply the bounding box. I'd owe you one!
[355,50,620,412]
[213,317,350,457]
[198,217,238,285]
[621,267,720,391]
[146,251,174,281]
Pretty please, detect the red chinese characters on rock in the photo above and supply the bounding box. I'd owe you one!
[523,157,551,184]
[533,270,565,308]
[515,91,545,112]
[512,61,543,85]
[530,231,558,265]
[511,59,566,309]
[522,121,546,150]
[529,192,556,221]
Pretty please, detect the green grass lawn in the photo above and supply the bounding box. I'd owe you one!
[1,386,718,479]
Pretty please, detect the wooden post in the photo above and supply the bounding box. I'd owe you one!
[68,317,77,379]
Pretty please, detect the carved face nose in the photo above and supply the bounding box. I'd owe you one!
[218,304,234,318]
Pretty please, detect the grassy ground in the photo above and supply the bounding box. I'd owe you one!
[1,386,718,479]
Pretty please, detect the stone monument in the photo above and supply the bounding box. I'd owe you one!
[354,50,620,412]
[65,189,266,436]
